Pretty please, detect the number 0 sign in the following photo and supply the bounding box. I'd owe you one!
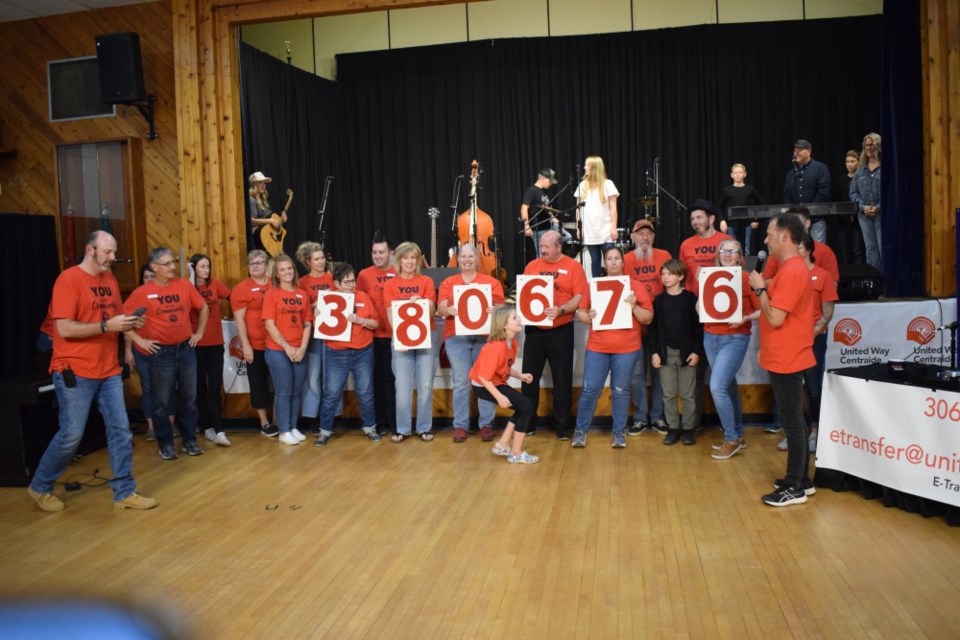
[453,283,492,335]
[314,292,354,342]
[698,267,742,324]
[391,299,432,350]
[516,275,554,326]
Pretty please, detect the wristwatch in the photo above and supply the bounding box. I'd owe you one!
[754,288,767,297]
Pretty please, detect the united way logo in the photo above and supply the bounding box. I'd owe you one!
[906,317,936,345]
[229,335,245,360]
[833,318,863,346]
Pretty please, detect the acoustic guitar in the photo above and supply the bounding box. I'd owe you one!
[259,188,293,257]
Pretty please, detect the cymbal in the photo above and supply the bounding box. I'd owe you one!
[627,195,656,208]
[536,204,563,214]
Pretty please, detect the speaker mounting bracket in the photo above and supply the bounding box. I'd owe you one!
[129,95,157,140]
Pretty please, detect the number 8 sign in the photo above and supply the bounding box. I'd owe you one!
[391,299,432,350]
[698,266,742,324]
[516,275,554,326]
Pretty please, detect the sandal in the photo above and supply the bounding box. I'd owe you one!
[419,432,435,442]
[391,433,407,443]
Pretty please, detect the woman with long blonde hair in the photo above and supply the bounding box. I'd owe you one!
[575,155,620,278]
[850,133,882,272]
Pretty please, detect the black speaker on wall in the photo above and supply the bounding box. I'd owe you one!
[95,32,146,104]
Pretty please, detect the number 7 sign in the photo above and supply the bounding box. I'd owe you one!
[590,276,632,330]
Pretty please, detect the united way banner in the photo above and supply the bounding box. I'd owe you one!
[818,372,960,508]
[222,320,250,395]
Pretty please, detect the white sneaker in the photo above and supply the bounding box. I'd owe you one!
[213,431,231,446]
[290,428,307,442]
[204,428,217,443]
[279,432,300,445]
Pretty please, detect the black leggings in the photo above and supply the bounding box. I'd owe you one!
[473,385,534,434]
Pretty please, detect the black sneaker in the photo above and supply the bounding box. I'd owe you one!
[261,423,280,437]
[652,419,669,434]
[182,440,204,456]
[663,429,680,445]
[314,433,330,447]
[761,485,808,507]
[158,445,178,460]
[556,428,571,441]
[773,478,817,496]
[628,421,645,436]
[682,430,696,445]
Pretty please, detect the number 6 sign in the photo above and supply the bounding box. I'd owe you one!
[698,266,742,324]
[391,299,432,350]
[516,275,554,326]
[314,292,354,342]
[453,283,492,335]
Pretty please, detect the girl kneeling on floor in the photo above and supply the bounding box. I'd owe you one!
[469,307,537,464]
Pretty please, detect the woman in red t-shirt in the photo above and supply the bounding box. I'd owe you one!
[470,307,537,463]
[295,241,334,432]
[263,254,313,446]
[189,253,232,447]
[703,239,760,461]
[230,250,275,436]
[572,246,653,449]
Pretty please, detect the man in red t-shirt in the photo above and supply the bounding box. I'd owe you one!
[749,214,816,507]
[623,218,672,434]
[356,233,397,435]
[761,205,840,288]
[125,247,208,461]
[521,230,589,439]
[28,231,156,512]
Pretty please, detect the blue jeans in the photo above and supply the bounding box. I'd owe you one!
[133,348,155,421]
[301,338,324,418]
[631,347,664,422]
[444,334,495,428]
[858,211,882,272]
[703,332,750,442]
[803,332,828,428]
[392,347,436,435]
[576,348,640,434]
[586,242,616,278]
[265,348,308,432]
[149,343,198,449]
[321,344,376,435]
[810,219,827,243]
[30,372,136,500]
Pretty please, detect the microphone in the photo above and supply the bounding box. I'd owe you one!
[653,157,661,164]
[940,321,960,331]
[754,250,767,274]
[577,201,586,208]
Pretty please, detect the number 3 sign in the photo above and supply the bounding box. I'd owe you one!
[453,283,492,335]
[314,292,354,342]
[516,275,554,326]
[391,299,432,350]
[698,267,742,324]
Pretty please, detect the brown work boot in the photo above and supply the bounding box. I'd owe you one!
[114,492,158,510]
[711,440,743,460]
[27,488,65,512]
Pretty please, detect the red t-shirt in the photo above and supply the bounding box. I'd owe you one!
[39,304,54,338]
[704,271,760,336]
[125,278,206,353]
[262,287,314,350]
[522,255,589,328]
[763,239,839,285]
[469,338,519,387]
[809,264,839,324]
[382,274,437,326]
[230,277,273,350]
[192,279,231,347]
[581,279,652,354]
[437,273,506,340]
[325,290,377,351]
[356,265,396,339]
[759,255,815,374]
[679,231,732,293]
[299,273,334,307]
[49,265,124,379]
[623,247,672,298]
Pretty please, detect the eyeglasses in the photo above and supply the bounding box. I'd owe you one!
[864,143,876,148]
[339,278,357,285]
[154,260,177,268]
[248,260,266,266]
[718,249,740,255]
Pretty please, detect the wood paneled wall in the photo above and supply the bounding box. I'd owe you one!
[0,1,180,268]
[922,0,960,297]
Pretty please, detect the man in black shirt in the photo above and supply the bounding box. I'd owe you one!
[784,139,831,243]
[520,168,570,258]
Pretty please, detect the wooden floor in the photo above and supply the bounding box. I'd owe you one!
[2,426,959,639]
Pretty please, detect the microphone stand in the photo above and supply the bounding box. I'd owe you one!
[316,176,334,249]
[645,174,687,216]
[449,174,464,235]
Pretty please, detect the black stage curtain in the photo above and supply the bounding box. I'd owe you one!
[881,0,924,297]
[0,214,59,379]
[240,16,894,286]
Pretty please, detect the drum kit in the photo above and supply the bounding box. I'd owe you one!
[532,193,657,257]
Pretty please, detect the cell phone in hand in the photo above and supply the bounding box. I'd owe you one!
[132,307,147,317]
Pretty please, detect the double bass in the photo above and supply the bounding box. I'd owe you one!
[448,160,505,283]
